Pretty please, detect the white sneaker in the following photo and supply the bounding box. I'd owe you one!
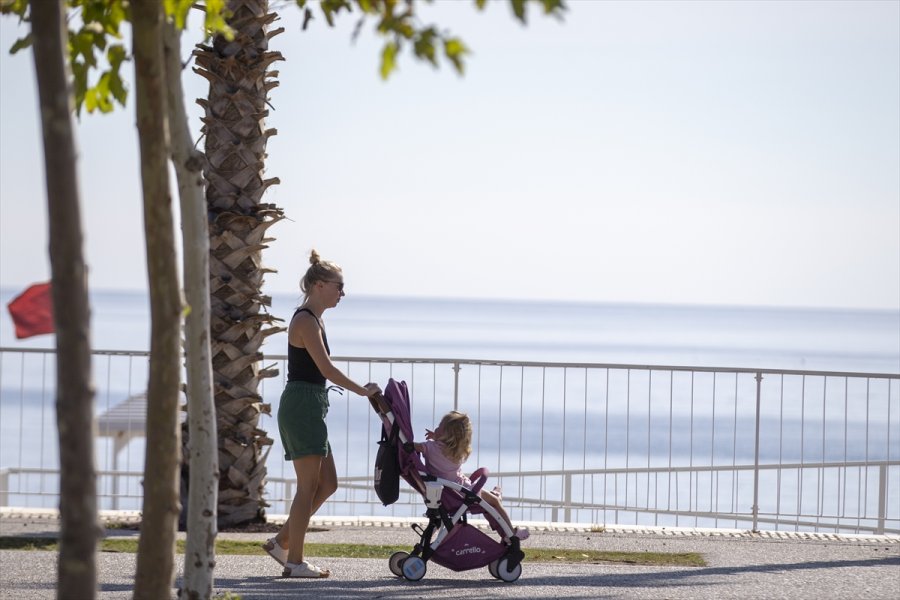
[262,537,288,566]
[282,561,331,578]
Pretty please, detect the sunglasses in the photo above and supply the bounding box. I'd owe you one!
[323,280,344,292]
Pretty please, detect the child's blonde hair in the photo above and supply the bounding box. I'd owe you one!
[436,411,472,464]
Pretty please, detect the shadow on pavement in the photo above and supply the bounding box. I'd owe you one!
[202,555,900,600]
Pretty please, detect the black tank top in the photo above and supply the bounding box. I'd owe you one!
[287,308,330,384]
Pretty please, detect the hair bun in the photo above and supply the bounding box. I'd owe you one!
[309,249,321,266]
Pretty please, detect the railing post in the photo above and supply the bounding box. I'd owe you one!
[877,464,887,535]
[564,473,572,523]
[752,372,763,533]
[0,469,8,507]
[284,481,293,515]
[112,433,126,511]
[452,362,460,411]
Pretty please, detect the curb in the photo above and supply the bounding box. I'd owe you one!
[2,506,897,543]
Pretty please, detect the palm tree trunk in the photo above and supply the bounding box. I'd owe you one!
[132,1,182,597]
[29,1,99,598]
[163,19,219,600]
[193,0,285,527]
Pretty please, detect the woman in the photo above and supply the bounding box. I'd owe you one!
[262,250,381,578]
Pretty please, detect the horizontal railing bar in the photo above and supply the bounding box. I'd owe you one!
[0,347,151,358]
[305,355,900,379]
[3,347,898,379]
[0,468,145,477]
[6,461,895,480]
[487,461,900,478]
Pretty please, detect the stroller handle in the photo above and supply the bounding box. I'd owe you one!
[368,391,392,417]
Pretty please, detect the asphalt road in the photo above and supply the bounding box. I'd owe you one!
[1,520,898,599]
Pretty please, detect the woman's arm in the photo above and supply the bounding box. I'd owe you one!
[290,313,379,397]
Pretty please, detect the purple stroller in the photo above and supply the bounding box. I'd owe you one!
[368,378,525,583]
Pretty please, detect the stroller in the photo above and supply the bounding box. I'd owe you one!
[368,378,525,583]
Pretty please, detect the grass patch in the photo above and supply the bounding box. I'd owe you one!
[103,521,140,531]
[0,537,58,551]
[0,536,705,567]
[525,547,706,567]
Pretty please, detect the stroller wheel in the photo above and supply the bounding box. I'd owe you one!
[488,559,500,579]
[389,551,409,577]
[401,555,427,581]
[495,557,522,583]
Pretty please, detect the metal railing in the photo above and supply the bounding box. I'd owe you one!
[1,347,897,534]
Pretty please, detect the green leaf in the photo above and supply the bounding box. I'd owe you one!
[105,0,127,35]
[321,0,353,27]
[443,37,469,75]
[474,0,488,9]
[413,29,437,67]
[108,71,127,105]
[539,0,567,15]
[107,44,127,70]
[511,0,526,23]
[84,88,98,113]
[380,40,398,80]
[94,72,114,113]
[9,33,31,55]
[164,0,193,30]
[322,7,335,27]
[70,61,87,114]
[204,0,233,38]
[71,30,98,68]
[0,0,29,18]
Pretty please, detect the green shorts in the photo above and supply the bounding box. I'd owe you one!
[278,381,331,460]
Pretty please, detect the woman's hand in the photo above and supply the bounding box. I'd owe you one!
[364,382,382,397]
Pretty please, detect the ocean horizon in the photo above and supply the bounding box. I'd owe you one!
[1,286,898,374]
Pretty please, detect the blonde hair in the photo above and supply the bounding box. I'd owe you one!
[436,411,472,464]
[300,249,342,298]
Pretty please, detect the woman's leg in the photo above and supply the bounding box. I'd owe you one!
[274,452,338,550]
[285,455,324,564]
[312,451,338,512]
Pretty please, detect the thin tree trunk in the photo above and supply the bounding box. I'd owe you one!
[132,1,182,598]
[163,19,219,600]
[29,1,99,598]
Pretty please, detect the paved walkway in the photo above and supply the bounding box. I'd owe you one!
[1,509,898,599]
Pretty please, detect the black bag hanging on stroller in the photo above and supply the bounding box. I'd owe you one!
[374,420,401,505]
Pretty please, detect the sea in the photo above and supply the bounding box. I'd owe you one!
[1,288,898,529]
[2,288,898,371]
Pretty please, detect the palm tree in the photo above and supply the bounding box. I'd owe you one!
[192,0,285,527]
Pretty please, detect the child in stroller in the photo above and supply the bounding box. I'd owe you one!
[370,379,527,583]
[414,410,530,542]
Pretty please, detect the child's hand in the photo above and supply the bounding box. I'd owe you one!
[424,428,435,440]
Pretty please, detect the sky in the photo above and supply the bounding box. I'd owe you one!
[0,0,898,310]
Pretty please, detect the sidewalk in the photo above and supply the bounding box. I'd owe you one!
[2,508,899,599]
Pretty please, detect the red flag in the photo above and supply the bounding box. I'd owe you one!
[7,282,55,339]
